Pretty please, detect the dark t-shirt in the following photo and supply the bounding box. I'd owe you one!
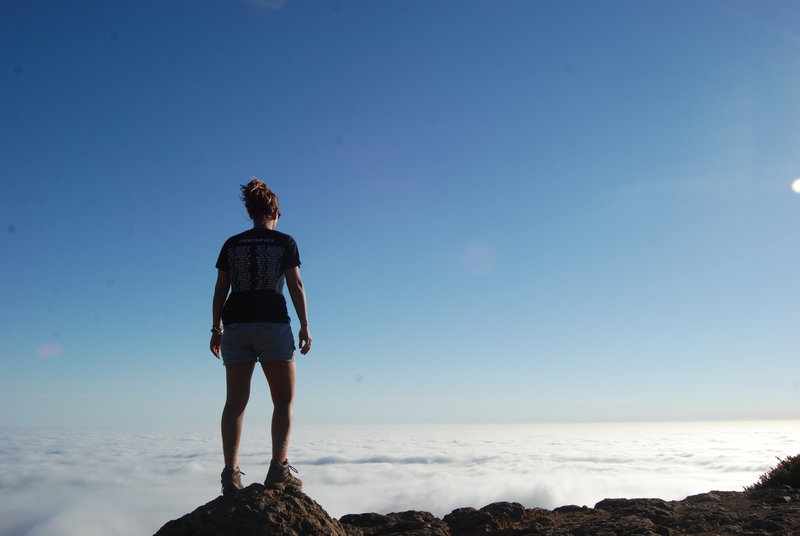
[215,228,301,325]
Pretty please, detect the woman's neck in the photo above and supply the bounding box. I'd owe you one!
[252,216,277,230]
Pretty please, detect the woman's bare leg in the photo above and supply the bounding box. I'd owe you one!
[260,360,296,462]
[221,361,256,468]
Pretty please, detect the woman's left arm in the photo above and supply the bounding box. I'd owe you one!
[210,269,230,359]
[285,266,312,355]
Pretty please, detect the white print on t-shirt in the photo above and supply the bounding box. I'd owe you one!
[227,244,286,294]
[238,237,276,244]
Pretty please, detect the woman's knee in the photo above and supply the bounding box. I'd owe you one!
[224,392,250,412]
[272,397,293,411]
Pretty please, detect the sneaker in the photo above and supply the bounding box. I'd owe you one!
[221,466,245,495]
[264,460,302,490]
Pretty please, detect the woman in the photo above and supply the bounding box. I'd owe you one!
[210,178,312,495]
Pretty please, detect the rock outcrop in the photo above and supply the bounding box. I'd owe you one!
[154,484,346,536]
[155,484,800,536]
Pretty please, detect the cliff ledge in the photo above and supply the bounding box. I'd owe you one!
[154,481,800,536]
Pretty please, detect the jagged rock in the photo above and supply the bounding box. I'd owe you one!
[553,505,589,514]
[340,510,449,536]
[594,498,675,524]
[443,501,529,536]
[156,483,800,536]
[570,515,661,536]
[683,490,733,504]
[153,483,346,536]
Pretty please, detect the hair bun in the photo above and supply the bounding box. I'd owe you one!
[246,177,267,193]
[240,177,279,220]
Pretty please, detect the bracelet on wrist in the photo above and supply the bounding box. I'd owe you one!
[211,327,223,334]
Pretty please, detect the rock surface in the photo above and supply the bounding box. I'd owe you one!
[155,484,800,536]
[153,484,346,536]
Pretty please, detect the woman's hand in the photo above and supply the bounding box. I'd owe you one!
[210,332,222,359]
[211,270,230,360]
[285,266,311,355]
[298,326,312,355]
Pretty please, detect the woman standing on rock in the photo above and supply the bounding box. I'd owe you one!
[210,178,312,495]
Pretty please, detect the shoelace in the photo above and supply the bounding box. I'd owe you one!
[286,464,298,474]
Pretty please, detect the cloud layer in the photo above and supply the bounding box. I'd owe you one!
[1,421,799,535]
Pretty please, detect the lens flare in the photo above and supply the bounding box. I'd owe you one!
[37,343,63,358]
[461,242,495,275]
[791,178,800,194]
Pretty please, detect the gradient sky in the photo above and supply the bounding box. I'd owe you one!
[2,0,799,428]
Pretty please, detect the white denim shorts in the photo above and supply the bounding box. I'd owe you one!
[220,322,296,366]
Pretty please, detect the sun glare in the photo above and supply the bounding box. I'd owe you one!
[792,178,800,194]
[37,342,63,358]
[461,242,496,275]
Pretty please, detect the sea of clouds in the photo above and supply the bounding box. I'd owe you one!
[1,421,799,536]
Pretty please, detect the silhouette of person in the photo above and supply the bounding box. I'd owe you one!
[210,178,312,494]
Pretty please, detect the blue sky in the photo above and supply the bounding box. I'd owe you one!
[1,0,799,427]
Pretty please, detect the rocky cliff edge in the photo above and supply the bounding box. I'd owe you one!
[154,482,800,536]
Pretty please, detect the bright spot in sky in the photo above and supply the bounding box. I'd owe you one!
[36,343,63,358]
[461,242,495,275]
[792,178,800,194]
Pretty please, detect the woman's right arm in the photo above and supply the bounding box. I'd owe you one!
[210,269,230,359]
[285,266,312,355]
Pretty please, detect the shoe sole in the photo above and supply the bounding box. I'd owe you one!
[264,482,302,490]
